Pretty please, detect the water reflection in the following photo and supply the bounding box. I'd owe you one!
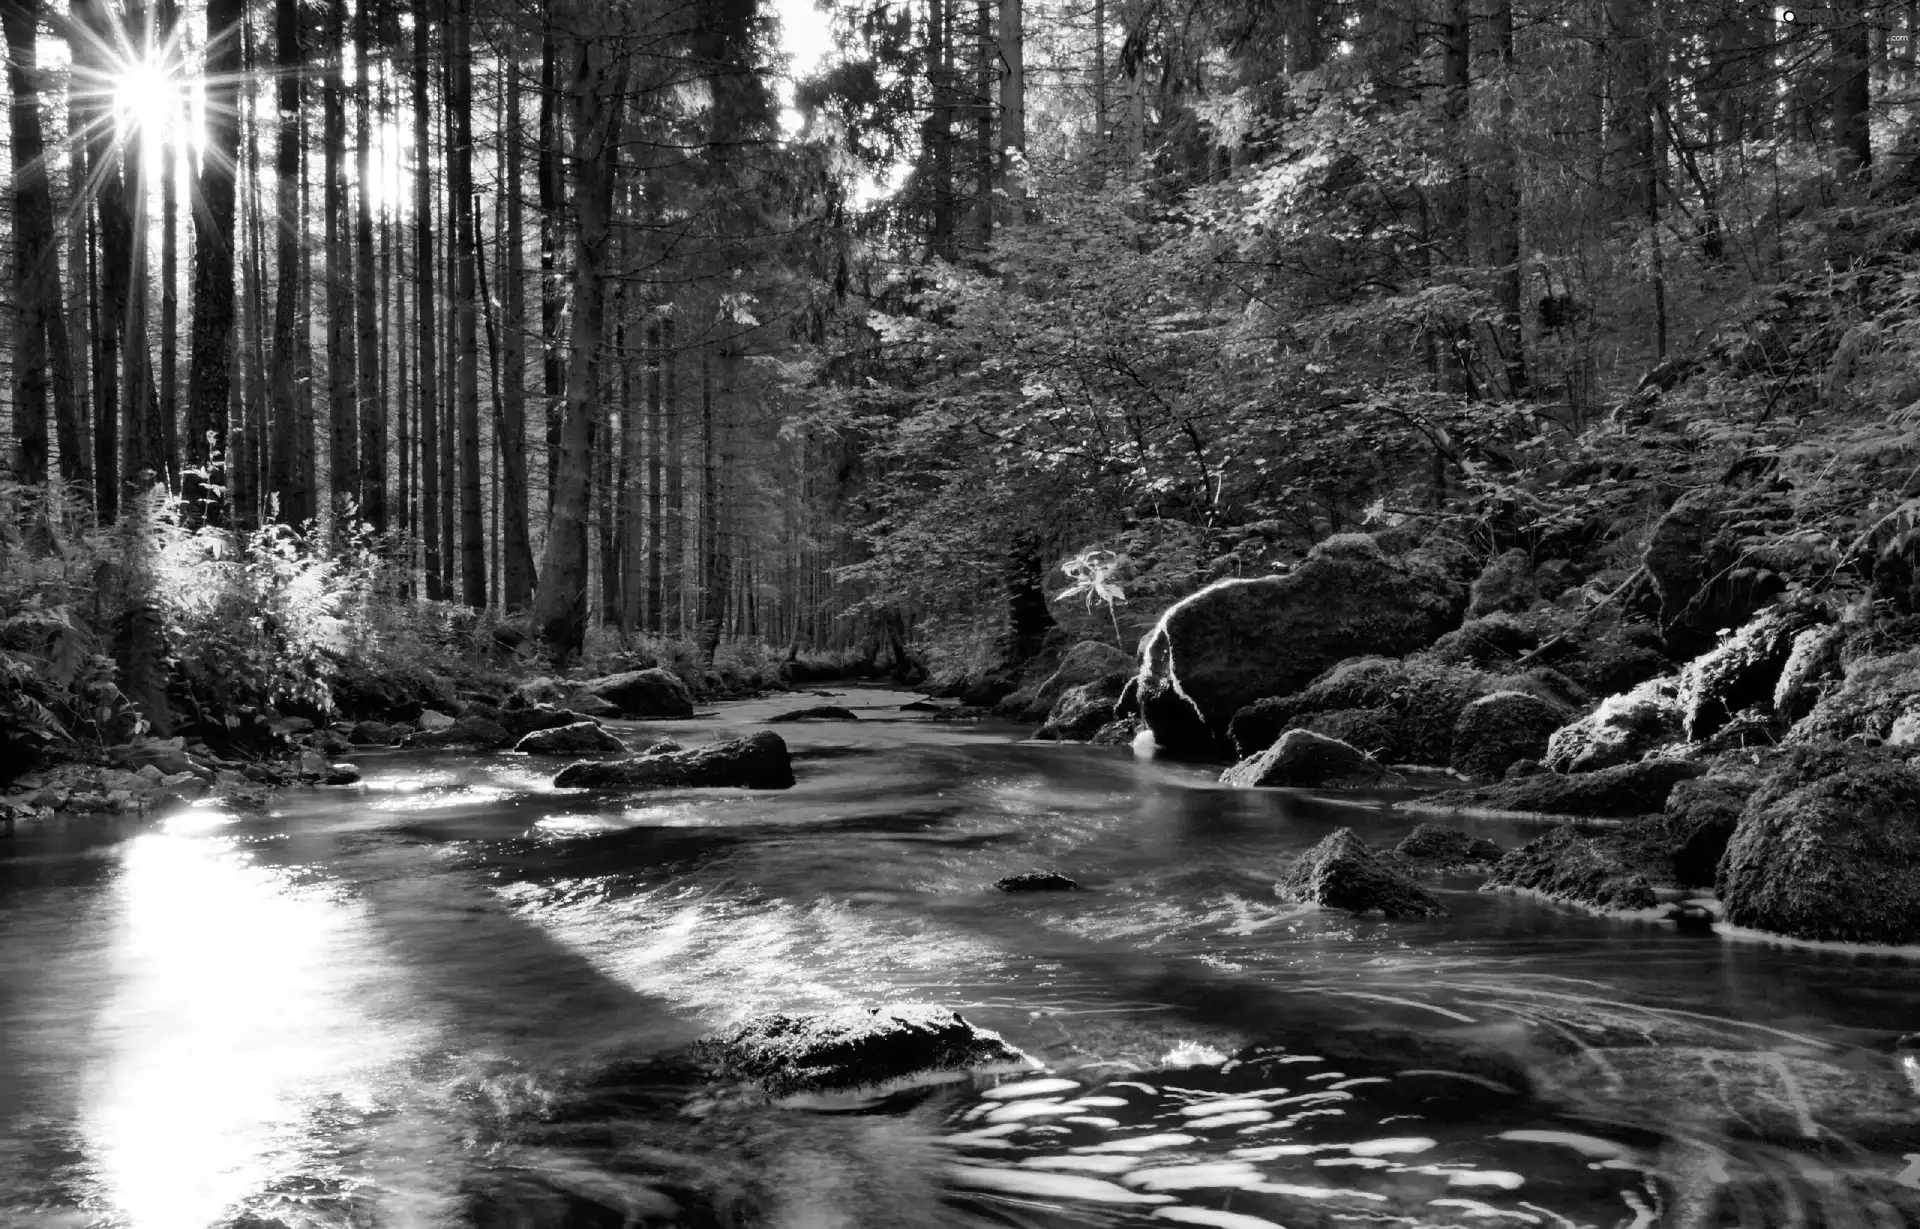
[79,808,416,1229]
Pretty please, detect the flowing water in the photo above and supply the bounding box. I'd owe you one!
[3,686,1919,1229]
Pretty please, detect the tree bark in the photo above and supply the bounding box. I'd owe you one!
[539,18,566,510]
[355,0,385,531]
[270,0,303,523]
[997,0,1024,224]
[501,34,536,610]
[185,0,242,520]
[532,33,622,661]
[1487,0,1525,396]
[453,0,485,605]
[414,12,443,592]
[4,0,58,485]
[325,0,357,528]
[1833,0,1872,180]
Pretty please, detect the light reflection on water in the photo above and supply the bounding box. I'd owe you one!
[0,686,1916,1227]
[79,815,421,1229]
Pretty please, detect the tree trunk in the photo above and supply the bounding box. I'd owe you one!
[539,18,566,511]
[645,316,663,632]
[63,57,93,493]
[453,0,486,606]
[501,34,536,610]
[156,0,182,493]
[355,0,385,532]
[270,0,303,523]
[1487,0,1525,396]
[1833,0,1872,180]
[997,0,1024,223]
[532,34,622,662]
[4,0,55,485]
[664,310,682,633]
[185,0,242,520]
[325,0,357,529]
[414,11,442,594]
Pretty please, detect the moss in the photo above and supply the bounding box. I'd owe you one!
[1422,757,1705,818]
[1677,601,1829,742]
[1481,821,1676,911]
[1788,649,1920,743]
[1279,828,1447,917]
[1451,690,1567,780]
[1719,745,1920,944]
[1661,774,1755,886]
[1392,823,1505,872]
[1544,675,1683,772]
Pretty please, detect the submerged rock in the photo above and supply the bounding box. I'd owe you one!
[1418,758,1704,818]
[766,705,859,722]
[1720,745,1920,945]
[514,721,627,757]
[1221,729,1393,789]
[577,668,696,719]
[1481,821,1677,911]
[993,870,1080,892]
[693,1005,1031,1095]
[553,731,795,790]
[1278,828,1447,917]
[1392,823,1505,873]
[1133,534,1467,757]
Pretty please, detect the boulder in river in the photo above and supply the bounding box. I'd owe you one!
[1133,534,1468,757]
[1480,820,1680,911]
[1450,690,1567,781]
[1278,828,1447,917]
[1719,744,1920,945]
[405,714,514,749]
[497,704,600,741]
[347,720,400,746]
[1543,675,1682,773]
[576,668,696,719]
[553,731,795,790]
[692,1004,1032,1095]
[1034,675,1128,742]
[514,721,627,757]
[997,641,1132,723]
[1391,823,1505,874]
[1416,757,1704,819]
[766,705,859,722]
[994,870,1080,892]
[1661,772,1755,886]
[1221,729,1393,789]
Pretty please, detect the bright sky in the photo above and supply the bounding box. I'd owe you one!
[774,0,835,135]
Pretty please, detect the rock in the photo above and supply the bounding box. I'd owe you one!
[1504,758,1545,779]
[298,752,329,779]
[1465,549,1540,619]
[1277,828,1447,917]
[1677,602,1829,742]
[569,693,620,719]
[314,730,352,755]
[322,766,361,786]
[1719,745,1920,944]
[766,705,859,722]
[1034,675,1128,742]
[515,722,627,757]
[497,704,597,741]
[577,668,696,719]
[406,715,514,749]
[692,1004,1031,1095]
[1773,624,1844,723]
[1134,534,1467,756]
[270,715,317,737]
[994,871,1080,892]
[554,731,795,790]
[156,771,209,800]
[1423,611,1540,668]
[1450,690,1567,780]
[1221,729,1393,789]
[1481,821,1677,911]
[1543,675,1682,773]
[135,763,166,783]
[997,641,1132,723]
[1661,773,1755,886]
[1643,489,1785,644]
[1419,757,1706,818]
[1089,716,1142,745]
[1392,823,1505,872]
[348,720,400,746]
[1227,657,1498,765]
[899,700,942,712]
[511,676,574,709]
[417,709,457,732]
[1787,648,1920,744]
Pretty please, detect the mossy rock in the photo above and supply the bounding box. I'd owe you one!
[1450,690,1567,781]
[1719,744,1920,944]
[1677,601,1830,742]
[1221,729,1393,789]
[1481,819,1680,911]
[1035,674,1129,741]
[1420,757,1705,819]
[1544,675,1682,773]
[1392,823,1506,873]
[1279,828,1447,917]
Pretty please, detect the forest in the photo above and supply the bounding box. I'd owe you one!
[2,0,1920,732]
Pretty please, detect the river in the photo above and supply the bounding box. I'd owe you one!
[2,685,1917,1228]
